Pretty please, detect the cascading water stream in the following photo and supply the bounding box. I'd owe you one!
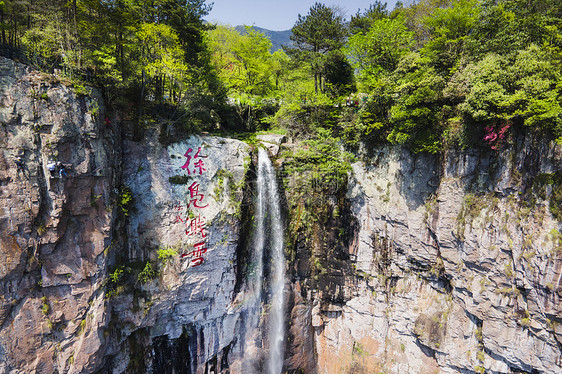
[259,147,285,374]
[247,147,285,374]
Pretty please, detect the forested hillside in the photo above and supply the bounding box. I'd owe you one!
[234,26,292,52]
[1,0,561,152]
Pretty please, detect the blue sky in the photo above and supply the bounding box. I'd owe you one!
[205,0,400,31]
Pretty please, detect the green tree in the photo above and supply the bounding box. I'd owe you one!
[133,23,188,114]
[462,45,562,139]
[232,27,275,96]
[208,25,275,97]
[420,0,480,74]
[396,0,453,47]
[387,53,446,153]
[349,1,389,35]
[345,16,414,89]
[323,50,355,96]
[157,0,212,65]
[288,2,348,94]
[271,49,290,91]
[466,0,561,58]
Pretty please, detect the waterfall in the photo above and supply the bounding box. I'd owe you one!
[250,147,285,374]
[260,147,285,374]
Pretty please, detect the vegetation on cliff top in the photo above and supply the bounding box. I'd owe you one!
[1,0,561,152]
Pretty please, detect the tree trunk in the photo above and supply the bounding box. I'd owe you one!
[139,68,146,120]
[73,0,77,33]
[314,73,318,94]
[1,11,6,45]
[27,1,31,29]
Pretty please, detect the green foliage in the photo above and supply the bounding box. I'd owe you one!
[169,175,191,185]
[420,0,480,73]
[345,16,414,87]
[5,0,562,153]
[138,261,157,283]
[349,1,389,34]
[119,187,133,216]
[387,53,446,153]
[208,26,276,97]
[462,45,562,137]
[466,0,558,58]
[285,129,354,186]
[41,296,49,315]
[282,126,355,245]
[73,84,91,97]
[323,50,355,96]
[78,319,87,335]
[6,0,215,137]
[157,246,177,265]
[110,266,124,283]
[287,2,349,95]
[206,25,285,130]
[37,223,46,236]
[134,22,188,92]
[90,189,102,207]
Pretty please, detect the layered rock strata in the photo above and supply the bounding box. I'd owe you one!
[306,141,562,374]
[0,56,118,373]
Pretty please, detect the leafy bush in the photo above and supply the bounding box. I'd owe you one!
[157,247,177,265]
[110,266,124,283]
[138,262,157,283]
[119,187,133,216]
[387,53,446,153]
[462,45,562,141]
[283,127,355,188]
[73,84,91,97]
[41,296,49,315]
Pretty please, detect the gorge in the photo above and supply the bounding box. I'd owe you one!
[1,56,562,374]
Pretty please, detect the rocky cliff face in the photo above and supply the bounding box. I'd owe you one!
[104,133,254,373]
[0,57,118,373]
[1,57,562,374]
[304,140,562,373]
[0,58,258,373]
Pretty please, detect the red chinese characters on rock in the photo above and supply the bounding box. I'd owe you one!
[180,147,208,175]
[186,214,207,238]
[174,203,186,223]
[177,145,210,267]
[180,242,207,266]
[187,182,209,209]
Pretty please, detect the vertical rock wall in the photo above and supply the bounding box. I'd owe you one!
[0,57,257,374]
[103,133,254,372]
[306,140,562,373]
[0,57,119,373]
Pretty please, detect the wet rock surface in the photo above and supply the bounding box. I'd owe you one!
[256,134,286,157]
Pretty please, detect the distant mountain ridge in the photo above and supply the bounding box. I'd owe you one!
[234,26,293,52]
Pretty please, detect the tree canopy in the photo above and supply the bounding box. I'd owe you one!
[287,2,350,94]
[3,0,562,149]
